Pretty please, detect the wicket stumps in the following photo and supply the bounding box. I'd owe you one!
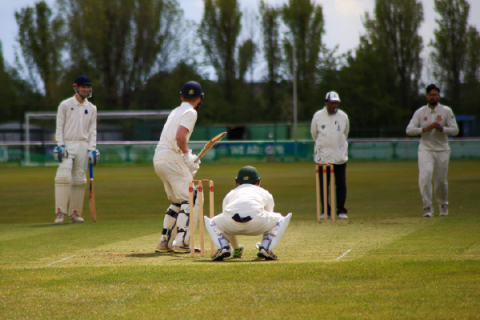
[189,180,215,258]
[315,164,336,221]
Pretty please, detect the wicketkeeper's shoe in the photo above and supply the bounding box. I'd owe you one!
[55,212,66,224]
[257,246,277,261]
[439,204,448,216]
[423,207,433,217]
[232,245,244,258]
[320,214,331,219]
[212,246,231,261]
[338,213,348,219]
[70,213,84,223]
[155,241,173,253]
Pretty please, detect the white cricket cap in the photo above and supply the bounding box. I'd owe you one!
[325,91,341,102]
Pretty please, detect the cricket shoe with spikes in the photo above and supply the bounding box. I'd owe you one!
[232,245,244,258]
[439,204,448,216]
[257,246,277,261]
[155,241,174,253]
[423,207,433,217]
[55,212,66,224]
[70,213,84,223]
[172,246,200,254]
[212,246,231,261]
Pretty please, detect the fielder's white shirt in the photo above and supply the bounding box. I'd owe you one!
[406,104,459,151]
[55,96,97,149]
[222,184,275,218]
[310,107,350,164]
[156,102,197,154]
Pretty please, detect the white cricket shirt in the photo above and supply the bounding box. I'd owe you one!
[222,184,275,217]
[406,104,459,151]
[156,102,197,154]
[55,96,97,149]
[310,107,350,164]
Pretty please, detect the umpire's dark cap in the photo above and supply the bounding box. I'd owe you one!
[181,81,203,97]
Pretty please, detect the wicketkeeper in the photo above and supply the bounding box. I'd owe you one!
[154,81,203,253]
[204,166,292,261]
[54,75,100,224]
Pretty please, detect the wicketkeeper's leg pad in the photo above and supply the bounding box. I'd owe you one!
[204,216,222,249]
[267,212,292,250]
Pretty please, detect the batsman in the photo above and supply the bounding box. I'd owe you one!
[154,81,203,253]
[54,75,100,224]
[205,166,292,261]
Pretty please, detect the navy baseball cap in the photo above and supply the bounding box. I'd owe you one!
[74,75,92,86]
[181,81,203,97]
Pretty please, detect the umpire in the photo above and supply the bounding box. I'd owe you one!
[310,91,350,219]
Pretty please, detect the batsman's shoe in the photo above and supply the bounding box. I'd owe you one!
[423,207,433,217]
[232,245,244,259]
[257,246,277,261]
[70,213,84,223]
[320,214,331,219]
[439,204,448,216]
[55,212,66,224]
[212,246,231,261]
[172,246,200,254]
[338,213,348,219]
[155,241,173,253]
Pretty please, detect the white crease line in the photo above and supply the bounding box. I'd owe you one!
[47,255,76,266]
[335,249,352,260]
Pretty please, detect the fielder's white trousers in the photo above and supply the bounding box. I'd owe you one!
[153,151,193,203]
[212,211,284,239]
[418,149,450,209]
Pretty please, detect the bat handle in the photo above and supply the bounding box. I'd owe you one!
[89,162,93,179]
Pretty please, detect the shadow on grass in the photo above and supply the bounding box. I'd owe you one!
[126,252,173,258]
[29,223,72,228]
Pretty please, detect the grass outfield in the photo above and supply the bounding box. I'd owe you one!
[0,160,479,319]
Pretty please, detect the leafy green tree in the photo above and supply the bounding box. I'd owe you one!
[59,0,184,109]
[281,0,325,120]
[198,0,242,103]
[430,0,470,103]
[364,0,424,113]
[258,0,283,120]
[238,39,256,83]
[465,26,480,84]
[15,1,66,106]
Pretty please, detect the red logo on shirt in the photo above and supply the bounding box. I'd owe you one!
[437,115,442,121]
[424,117,427,121]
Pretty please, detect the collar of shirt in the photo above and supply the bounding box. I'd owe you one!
[73,95,88,107]
[180,102,195,109]
[323,106,338,116]
[426,104,442,114]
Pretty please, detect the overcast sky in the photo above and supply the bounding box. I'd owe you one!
[1,0,480,81]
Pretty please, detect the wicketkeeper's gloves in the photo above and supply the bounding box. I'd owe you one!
[53,145,68,162]
[88,149,101,165]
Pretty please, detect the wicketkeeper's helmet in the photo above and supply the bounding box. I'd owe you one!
[235,166,261,185]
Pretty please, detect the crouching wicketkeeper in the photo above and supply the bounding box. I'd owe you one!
[205,166,292,261]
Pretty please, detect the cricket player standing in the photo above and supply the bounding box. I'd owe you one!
[154,81,203,253]
[204,166,292,261]
[406,84,459,217]
[311,91,350,219]
[54,75,100,224]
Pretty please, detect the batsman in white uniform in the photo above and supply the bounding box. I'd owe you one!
[204,166,292,261]
[154,81,203,253]
[54,75,100,224]
[406,84,458,217]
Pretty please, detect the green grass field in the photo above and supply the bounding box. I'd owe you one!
[1,161,479,319]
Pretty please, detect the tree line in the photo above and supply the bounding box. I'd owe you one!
[1,0,479,134]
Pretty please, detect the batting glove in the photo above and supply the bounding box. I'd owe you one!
[53,145,68,162]
[183,150,200,174]
[88,149,101,165]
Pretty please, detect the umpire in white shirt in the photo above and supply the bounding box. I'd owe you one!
[310,91,350,219]
[406,84,458,217]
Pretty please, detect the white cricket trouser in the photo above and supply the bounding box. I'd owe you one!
[418,149,450,209]
[153,151,193,203]
[212,212,284,237]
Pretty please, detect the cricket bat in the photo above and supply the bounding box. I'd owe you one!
[194,132,227,163]
[89,162,97,222]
